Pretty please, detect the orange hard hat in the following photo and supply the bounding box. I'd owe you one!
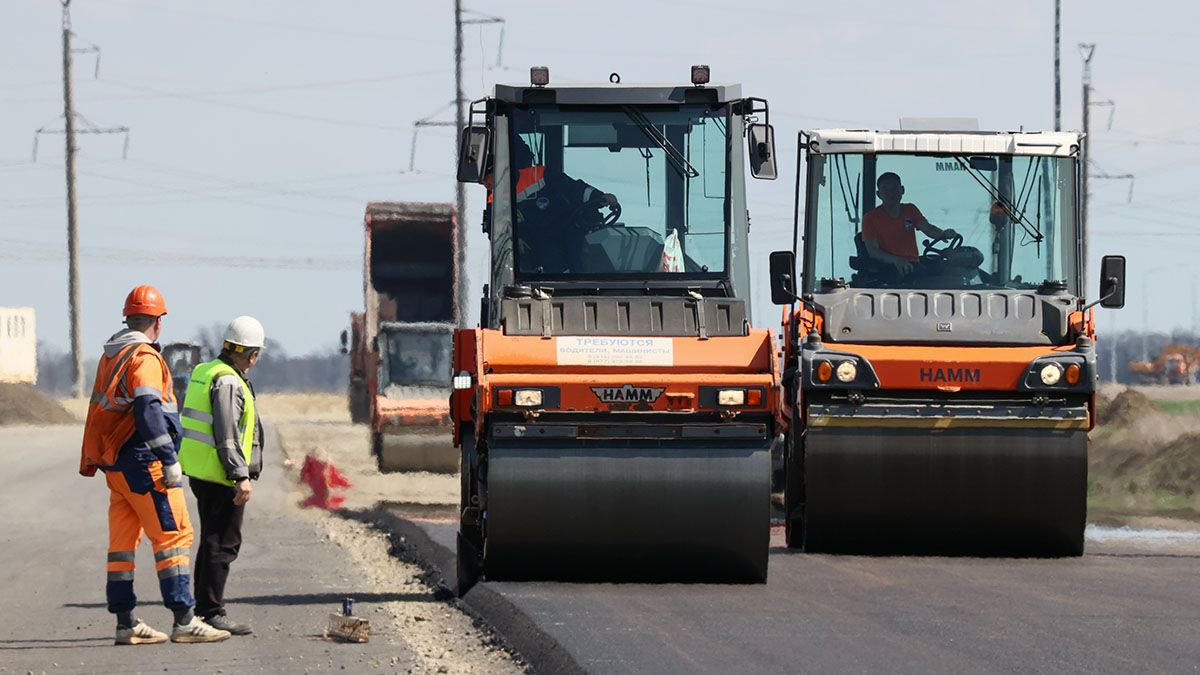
[122,284,168,317]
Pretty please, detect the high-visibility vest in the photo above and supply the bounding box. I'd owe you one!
[178,359,255,487]
[79,342,175,476]
[487,165,546,204]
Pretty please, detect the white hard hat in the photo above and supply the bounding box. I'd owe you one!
[223,315,265,350]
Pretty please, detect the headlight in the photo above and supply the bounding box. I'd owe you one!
[452,371,472,390]
[1039,363,1063,386]
[717,389,746,406]
[835,361,858,383]
[514,389,543,407]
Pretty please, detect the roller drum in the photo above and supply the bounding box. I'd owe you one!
[484,438,771,582]
[803,426,1087,556]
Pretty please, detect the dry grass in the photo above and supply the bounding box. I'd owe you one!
[256,392,348,423]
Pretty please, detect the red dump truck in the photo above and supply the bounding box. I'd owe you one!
[343,202,461,472]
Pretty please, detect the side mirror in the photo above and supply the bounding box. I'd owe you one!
[1098,254,1126,309]
[457,126,491,183]
[747,123,777,180]
[339,329,349,355]
[769,250,797,305]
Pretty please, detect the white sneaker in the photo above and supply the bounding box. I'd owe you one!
[170,617,231,643]
[115,619,168,645]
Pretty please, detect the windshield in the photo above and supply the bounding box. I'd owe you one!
[805,153,1079,293]
[382,329,451,387]
[507,104,729,277]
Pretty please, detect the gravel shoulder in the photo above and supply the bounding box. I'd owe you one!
[260,394,522,674]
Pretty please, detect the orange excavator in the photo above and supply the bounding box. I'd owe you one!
[770,126,1126,555]
[1129,344,1200,385]
[451,66,779,592]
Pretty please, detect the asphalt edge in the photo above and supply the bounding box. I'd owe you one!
[342,508,587,675]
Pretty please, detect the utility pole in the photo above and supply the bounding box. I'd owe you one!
[1078,44,1134,303]
[35,1,130,397]
[454,0,467,327]
[1054,0,1061,131]
[61,0,83,398]
[408,5,502,325]
[1080,43,1094,297]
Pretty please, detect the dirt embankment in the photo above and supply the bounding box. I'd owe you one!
[1091,388,1200,520]
[0,383,76,426]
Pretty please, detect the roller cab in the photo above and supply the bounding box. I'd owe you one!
[453,68,779,592]
[772,126,1126,555]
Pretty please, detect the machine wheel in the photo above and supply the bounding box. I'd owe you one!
[456,428,485,596]
[456,532,483,597]
[783,427,806,550]
[371,431,385,472]
[348,378,369,424]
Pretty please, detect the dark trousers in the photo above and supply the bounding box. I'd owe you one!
[190,478,244,619]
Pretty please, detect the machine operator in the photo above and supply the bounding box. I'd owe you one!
[862,172,958,276]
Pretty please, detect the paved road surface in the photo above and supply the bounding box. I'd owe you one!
[395,509,1200,674]
[0,424,437,674]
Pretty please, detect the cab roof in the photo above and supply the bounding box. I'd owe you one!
[807,129,1082,157]
[492,82,743,106]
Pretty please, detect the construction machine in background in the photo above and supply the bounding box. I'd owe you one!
[1128,344,1199,385]
[162,342,203,405]
[344,202,462,472]
[452,66,779,592]
[770,126,1126,555]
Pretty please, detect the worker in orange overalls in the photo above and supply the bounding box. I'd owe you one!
[79,285,231,645]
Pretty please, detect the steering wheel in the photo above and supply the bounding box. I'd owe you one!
[920,232,963,260]
[567,192,621,232]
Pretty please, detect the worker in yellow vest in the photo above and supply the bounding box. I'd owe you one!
[178,316,265,637]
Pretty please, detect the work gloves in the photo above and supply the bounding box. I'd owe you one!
[161,462,184,488]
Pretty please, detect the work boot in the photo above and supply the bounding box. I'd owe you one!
[114,619,168,645]
[170,617,231,643]
[204,614,252,636]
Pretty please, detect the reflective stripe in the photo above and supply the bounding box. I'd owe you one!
[102,345,141,393]
[90,393,133,413]
[515,178,546,202]
[107,551,135,563]
[182,407,213,424]
[157,565,187,580]
[144,433,173,450]
[107,570,134,582]
[161,402,178,414]
[182,427,216,446]
[133,386,162,398]
[154,547,188,562]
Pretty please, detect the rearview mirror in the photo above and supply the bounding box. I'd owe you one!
[1099,254,1126,309]
[457,126,491,183]
[747,123,777,180]
[339,329,349,355]
[769,250,797,304]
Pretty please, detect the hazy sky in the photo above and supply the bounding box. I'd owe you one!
[2,0,1197,353]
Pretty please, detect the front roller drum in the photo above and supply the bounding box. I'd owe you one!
[483,439,771,582]
[801,427,1087,556]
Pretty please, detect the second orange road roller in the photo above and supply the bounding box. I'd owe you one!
[770,124,1126,555]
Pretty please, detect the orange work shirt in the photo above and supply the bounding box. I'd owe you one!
[862,203,925,262]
